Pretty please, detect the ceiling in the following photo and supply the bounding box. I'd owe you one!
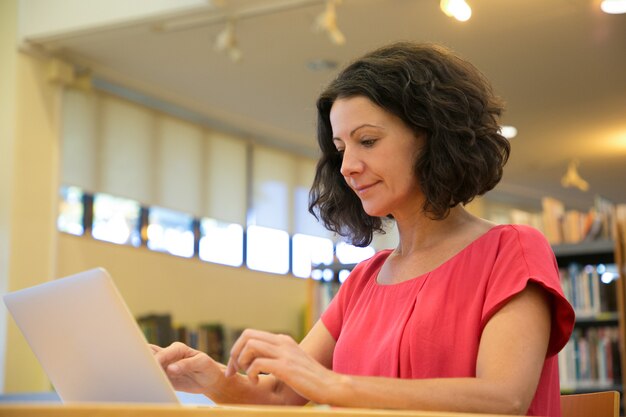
[25,0,626,212]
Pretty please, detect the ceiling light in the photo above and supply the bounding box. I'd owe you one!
[440,0,472,22]
[314,0,346,45]
[214,20,242,63]
[601,0,626,14]
[561,159,589,192]
[500,125,518,139]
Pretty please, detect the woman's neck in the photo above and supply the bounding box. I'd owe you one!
[393,206,490,257]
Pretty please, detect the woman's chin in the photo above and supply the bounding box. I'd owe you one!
[362,206,387,218]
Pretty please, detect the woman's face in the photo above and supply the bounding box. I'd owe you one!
[330,96,424,219]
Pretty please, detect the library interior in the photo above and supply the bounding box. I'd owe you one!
[2,0,626,416]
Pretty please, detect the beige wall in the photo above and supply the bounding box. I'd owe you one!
[57,234,309,336]
[1,12,63,392]
[0,0,19,394]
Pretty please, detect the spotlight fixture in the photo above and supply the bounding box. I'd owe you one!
[314,0,346,45]
[561,159,589,192]
[440,0,472,22]
[499,125,518,140]
[601,0,626,14]
[214,20,242,62]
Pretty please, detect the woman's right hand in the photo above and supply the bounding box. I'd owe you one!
[151,342,226,395]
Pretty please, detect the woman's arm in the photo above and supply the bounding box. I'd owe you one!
[231,282,551,414]
[153,319,336,405]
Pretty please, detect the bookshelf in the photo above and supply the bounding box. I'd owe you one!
[137,313,237,364]
[555,239,625,396]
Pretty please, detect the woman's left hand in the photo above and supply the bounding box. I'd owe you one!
[225,328,341,404]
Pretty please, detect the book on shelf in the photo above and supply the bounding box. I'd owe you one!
[559,326,621,392]
[197,323,225,363]
[137,313,175,347]
[563,210,585,244]
[593,196,616,242]
[541,196,620,245]
[616,205,626,241]
[136,313,249,364]
[542,197,565,244]
[559,264,617,319]
[510,208,543,231]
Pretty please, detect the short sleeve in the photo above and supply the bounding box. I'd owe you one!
[481,225,575,356]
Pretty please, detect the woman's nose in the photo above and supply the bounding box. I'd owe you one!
[339,147,363,177]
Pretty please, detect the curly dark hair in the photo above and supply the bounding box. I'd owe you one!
[308,42,510,247]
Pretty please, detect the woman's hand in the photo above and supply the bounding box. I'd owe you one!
[151,342,226,395]
[225,329,342,405]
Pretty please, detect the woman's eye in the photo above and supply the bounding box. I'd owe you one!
[361,138,376,147]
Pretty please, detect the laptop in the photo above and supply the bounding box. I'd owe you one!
[3,268,189,404]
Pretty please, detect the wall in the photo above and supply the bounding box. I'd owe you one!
[1,40,63,394]
[0,0,19,394]
[56,234,310,336]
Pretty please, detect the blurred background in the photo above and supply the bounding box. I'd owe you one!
[1,0,626,400]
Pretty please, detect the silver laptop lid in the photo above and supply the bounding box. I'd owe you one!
[3,268,180,404]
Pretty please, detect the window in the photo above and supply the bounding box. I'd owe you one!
[292,234,334,278]
[92,193,141,246]
[338,269,351,283]
[57,185,84,236]
[251,146,294,231]
[335,241,375,264]
[246,225,290,274]
[199,218,244,267]
[147,207,195,258]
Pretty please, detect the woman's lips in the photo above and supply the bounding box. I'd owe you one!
[354,181,379,194]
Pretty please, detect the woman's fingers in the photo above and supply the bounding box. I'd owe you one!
[230,329,277,356]
[227,329,275,376]
[226,329,299,380]
[156,343,225,394]
[153,341,196,369]
[237,338,281,372]
[166,349,207,375]
[245,357,280,384]
[148,344,163,354]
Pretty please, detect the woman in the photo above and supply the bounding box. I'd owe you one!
[153,42,575,416]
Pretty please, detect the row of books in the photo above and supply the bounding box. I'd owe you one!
[137,313,243,364]
[541,195,617,245]
[559,326,622,390]
[559,263,617,318]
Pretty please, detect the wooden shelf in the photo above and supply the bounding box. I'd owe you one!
[552,240,614,257]
[553,240,615,267]
[574,312,620,325]
[561,383,623,395]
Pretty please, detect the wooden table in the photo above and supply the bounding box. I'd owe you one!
[0,403,517,417]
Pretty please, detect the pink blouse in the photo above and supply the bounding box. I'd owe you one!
[322,224,575,416]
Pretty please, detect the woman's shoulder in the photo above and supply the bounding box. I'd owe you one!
[481,224,556,266]
[483,223,550,245]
